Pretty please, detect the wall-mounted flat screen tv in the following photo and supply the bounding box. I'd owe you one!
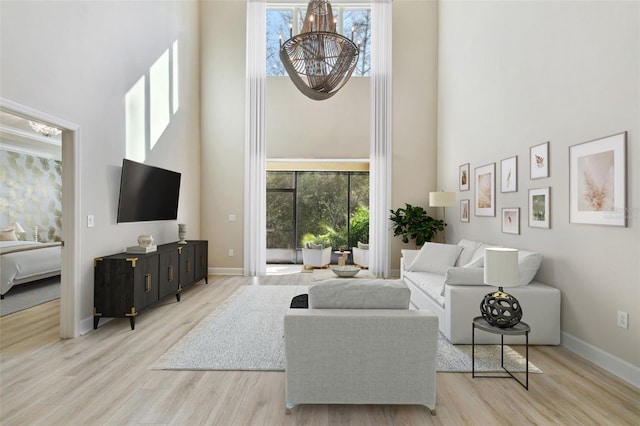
[117,159,181,223]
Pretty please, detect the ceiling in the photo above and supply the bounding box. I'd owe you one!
[0,110,62,161]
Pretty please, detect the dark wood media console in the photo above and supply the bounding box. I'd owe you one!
[93,240,208,330]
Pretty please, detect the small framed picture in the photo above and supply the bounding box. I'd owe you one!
[529,187,550,228]
[459,163,470,191]
[501,156,518,193]
[460,199,470,222]
[530,141,549,179]
[474,163,495,217]
[569,132,627,227]
[502,208,520,234]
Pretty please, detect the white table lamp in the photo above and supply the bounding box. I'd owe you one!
[480,248,522,328]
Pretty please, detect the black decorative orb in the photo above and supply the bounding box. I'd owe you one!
[480,288,523,328]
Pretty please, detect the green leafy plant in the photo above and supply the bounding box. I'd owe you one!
[349,205,369,247]
[389,203,445,246]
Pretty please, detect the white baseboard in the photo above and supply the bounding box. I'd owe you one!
[562,331,640,389]
[209,267,244,276]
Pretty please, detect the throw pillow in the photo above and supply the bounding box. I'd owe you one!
[444,267,486,285]
[462,243,499,268]
[306,242,323,250]
[357,241,369,250]
[401,249,419,271]
[455,239,480,267]
[442,266,486,296]
[407,242,463,274]
[0,228,17,241]
[518,251,543,285]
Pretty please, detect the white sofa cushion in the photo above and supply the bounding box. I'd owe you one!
[518,250,543,285]
[407,243,463,274]
[403,271,445,308]
[455,239,480,267]
[357,242,369,250]
[309,279,410,309]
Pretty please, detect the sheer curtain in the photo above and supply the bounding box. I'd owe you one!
[244,0,267,275]
[369,0,392,277]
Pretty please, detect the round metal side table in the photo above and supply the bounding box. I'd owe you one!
[472,316,531,390]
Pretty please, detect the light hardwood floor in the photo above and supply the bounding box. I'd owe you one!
[1,274,638,425]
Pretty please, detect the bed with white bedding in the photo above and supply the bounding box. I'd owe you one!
[1,241,62,298]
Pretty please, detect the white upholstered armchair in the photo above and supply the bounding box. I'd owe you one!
[352,242,369,268]
[284,279,438,414]
[302,245,332,269]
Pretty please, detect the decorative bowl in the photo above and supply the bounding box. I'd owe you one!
[331,266,360,278]
[137,234,154,247]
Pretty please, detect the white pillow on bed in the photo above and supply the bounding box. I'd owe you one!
[407,242,463,274]
[0,228,17,241]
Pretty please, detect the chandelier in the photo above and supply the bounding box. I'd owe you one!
[279,0,359,101]
[29,120,62,137]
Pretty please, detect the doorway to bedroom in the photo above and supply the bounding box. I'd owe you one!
[0,103,78,343]
[0,110,62,320]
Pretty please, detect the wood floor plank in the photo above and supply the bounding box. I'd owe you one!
[0,273,638,425]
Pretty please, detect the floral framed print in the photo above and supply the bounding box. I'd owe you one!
[529,187,550,228]
[460,199,470,222]
[530,141,549,179]
[501,156,517,193]
[502,208,520,234]
[569,132,627,227]
[474,163,495,217]
[459,163,470,191]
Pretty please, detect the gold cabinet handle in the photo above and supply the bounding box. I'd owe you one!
[145,273,152,292]
[186,259,191,273]
[168,265,174,282]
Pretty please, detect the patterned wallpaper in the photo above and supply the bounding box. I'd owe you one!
[0,150,62,242]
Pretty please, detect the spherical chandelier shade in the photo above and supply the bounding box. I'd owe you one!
[279,0,359,101]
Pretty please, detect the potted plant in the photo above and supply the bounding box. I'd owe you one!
[389,203,445,246]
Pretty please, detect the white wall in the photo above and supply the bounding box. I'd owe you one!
[267,77,370,159]
[390,0,439,270]
[0,0,201,333]
[437,0,639,368]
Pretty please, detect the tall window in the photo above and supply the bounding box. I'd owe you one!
[267,171,369,263]
[266,6,371,77]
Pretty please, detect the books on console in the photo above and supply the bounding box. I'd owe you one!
[126,245,158,254]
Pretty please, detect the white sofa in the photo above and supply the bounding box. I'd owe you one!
[284,279,438,414]
[401,240,561,345]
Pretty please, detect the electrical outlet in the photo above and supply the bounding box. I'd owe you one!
[87,215,95,228]
[617,311,628,329]
[228,214,236,222]
[228,249,234,257]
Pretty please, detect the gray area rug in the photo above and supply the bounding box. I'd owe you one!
[152,285,541,373]
[0,276,61,316]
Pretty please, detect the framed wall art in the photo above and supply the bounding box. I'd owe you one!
[569,131,627,227]
[460,199,470,222]
[529,187,550,228]
[501,156,518,193]
[474,163,495,217]
[502,208,520,234]
[459,163,470,191]
[530,141,549,179]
